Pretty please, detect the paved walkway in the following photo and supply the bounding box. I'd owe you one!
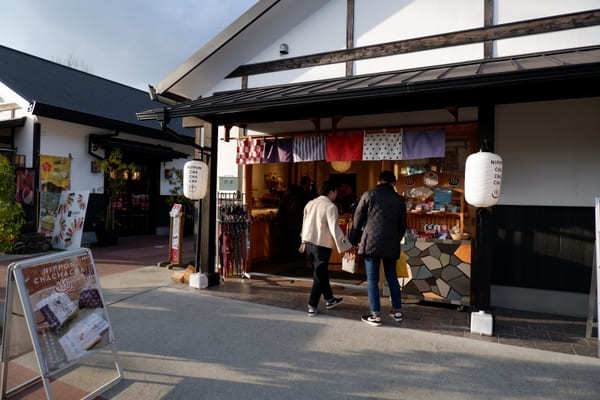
[6,267,600,400]
[1,239,599,399]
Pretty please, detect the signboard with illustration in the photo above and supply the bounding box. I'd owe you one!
[15,168,35,205]
[38,192,61,236]
[51,191,89,250]
[40,155,70,192]
[1,249,122,398]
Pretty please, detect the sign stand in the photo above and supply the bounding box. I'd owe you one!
[157,204,186,269]
[587,197,600,358]
[1,249,122,399]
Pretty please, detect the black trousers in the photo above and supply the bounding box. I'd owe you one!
[306,243,333,307]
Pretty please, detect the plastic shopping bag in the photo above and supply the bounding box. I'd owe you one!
[396,250,409,278]
[342,249,357,274]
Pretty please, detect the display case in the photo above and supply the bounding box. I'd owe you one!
[396,171,469,241]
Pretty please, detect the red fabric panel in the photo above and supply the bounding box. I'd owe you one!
[325,134,364,161]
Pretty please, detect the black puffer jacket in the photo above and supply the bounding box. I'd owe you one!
[353,184,406,259]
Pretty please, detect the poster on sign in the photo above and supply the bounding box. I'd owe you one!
[51,191,89,250]
[1,249,122,398]
[169,204,183,264]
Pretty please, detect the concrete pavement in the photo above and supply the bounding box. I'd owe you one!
[37,267,600,399]
[3,265,600,399]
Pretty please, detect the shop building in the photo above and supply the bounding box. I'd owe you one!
[0,45,194,239]
[139,1,600,317]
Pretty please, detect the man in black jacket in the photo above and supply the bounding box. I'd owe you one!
[352,170,406,326]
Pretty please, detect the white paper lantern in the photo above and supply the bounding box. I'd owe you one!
[465,152,503,207]
[183,160,208,200]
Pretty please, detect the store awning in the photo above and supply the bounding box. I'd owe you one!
[0,117,26,129]
[90,135,188,161]
[137,45,600,125]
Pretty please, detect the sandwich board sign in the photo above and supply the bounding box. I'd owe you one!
[1,248,122,399]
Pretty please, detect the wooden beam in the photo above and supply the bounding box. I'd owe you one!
[484,0,495,58]
[182,116,208,128]
[346,0,355,76]
[0,103,20,112]
[227,9,600,78]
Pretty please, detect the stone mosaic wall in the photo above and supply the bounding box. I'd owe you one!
[401,239,471,305]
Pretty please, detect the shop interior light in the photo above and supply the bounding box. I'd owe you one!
[132,170,141,181]
[331,161,351,172]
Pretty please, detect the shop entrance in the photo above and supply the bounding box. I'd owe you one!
[242,122,478,304]
[108,161,158,236]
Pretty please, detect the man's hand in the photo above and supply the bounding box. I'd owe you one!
[298,243,306,253]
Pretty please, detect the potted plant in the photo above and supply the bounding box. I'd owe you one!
[0,156,24,253]
[93,150,135,246]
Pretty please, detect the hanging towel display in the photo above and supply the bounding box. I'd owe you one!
[236,138,265,164]
[326,133,364,161]
[264,138,293,163]
[293,136,325,162]
[402,129,445,160]
[362,133,403,160]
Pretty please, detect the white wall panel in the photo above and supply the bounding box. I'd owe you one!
[495,97,600,207]
[38,117,105,193]
[495,0,600,56]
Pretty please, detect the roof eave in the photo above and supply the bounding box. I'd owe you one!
[156,0,281,97]
[32,102,193,143]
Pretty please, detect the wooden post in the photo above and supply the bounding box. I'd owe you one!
[32,122,41,231]
[484,0,495,58]
[585,250,597,339]
[346,0,355,76]
[474,104,495,310]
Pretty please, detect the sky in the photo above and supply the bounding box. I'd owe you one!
[0,0,258,90]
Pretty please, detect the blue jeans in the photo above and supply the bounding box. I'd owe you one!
[364,257,402,314]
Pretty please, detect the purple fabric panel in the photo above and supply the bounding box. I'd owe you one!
[264,139,294,163]
[276,138,293,163]
[402,129,445,160]
[264,140,279,163]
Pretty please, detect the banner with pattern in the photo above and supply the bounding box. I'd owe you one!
[51,191,89,250]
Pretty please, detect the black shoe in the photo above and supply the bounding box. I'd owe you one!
[361,313,382,326]
[389,310,404,322]
[325,297,343,309]
[307,305,317,317]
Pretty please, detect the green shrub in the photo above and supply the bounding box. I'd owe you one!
[0,156,24,252]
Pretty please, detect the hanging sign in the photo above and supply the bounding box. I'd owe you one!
[1,249,122,399]
[169,204,183,264]
[465,152,503,207]
[40,155,71,192]
[51,191,90,250]
[183,160,208,200]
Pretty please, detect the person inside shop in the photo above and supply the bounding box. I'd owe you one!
[299,180,352,316]
[276,184,305,259]
[300,176,317,203]
[351,170,406,326]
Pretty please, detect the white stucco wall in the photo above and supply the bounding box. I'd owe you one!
[495,97,600,207]
[246,0,346,88]
[0,81,29,120]
[354,0,484,74]
[0,81,33,166]
[38,117,106,193]
[495,0,600,57]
